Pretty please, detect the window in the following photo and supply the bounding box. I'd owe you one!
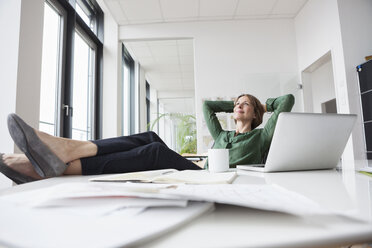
[71,29,96,140]
[39,0,64,136]
[122,45,135,135]
[39,0,103,140]
[75,0,97,33]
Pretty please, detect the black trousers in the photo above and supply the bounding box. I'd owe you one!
[80,131,201,175]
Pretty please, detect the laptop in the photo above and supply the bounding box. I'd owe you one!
[237,112,357,173]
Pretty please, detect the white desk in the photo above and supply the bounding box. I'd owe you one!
[1,160,372,248]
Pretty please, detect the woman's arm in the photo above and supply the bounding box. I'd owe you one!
[203,100,234,140]
[262,94,295,146]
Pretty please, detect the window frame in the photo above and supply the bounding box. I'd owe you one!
[40,0,67,136]
[122,44,135,135]
[48,0,103,140]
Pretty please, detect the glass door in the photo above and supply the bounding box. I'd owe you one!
[71,29,96,141]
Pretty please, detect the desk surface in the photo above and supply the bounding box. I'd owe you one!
[1,160,372,248]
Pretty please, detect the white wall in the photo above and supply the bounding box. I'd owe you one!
[295,0,371,163]
[0,0,21,153]
[97,0,121,139]
[138,66,147,132]
[310,60,336,113]
[337,0,372,160]
[295,0,352,163]
[0,0,44,188]
[119,19,300,153]
[149,85,158,132]
[0,0,21,188]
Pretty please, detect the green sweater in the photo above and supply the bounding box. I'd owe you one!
[203,94,295,168]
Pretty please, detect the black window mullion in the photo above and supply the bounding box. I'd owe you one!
[62,3,76,138]
[95,43,103,139]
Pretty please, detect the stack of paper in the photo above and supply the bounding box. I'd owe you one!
[0,182,187,216]
[90,169,237,184]
[0,198,213,248]
[160,184,329,216]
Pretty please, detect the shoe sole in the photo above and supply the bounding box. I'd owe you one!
[0,154,38,184]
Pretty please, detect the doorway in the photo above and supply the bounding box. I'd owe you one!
[302,51,337,113]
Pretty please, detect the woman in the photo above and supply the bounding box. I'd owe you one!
[0,93,294,184]
[203,94,294,167]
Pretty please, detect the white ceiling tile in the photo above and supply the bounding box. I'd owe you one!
[118,20,130,25]
[124,39,195,93]
[106,0,307,27]
[105,0,128,22]
[182,78,195,85]
[127,19,164,25]
[154,78,182,85]
[160,0,199,19]
[130,46,153,58]
[182,84,195,90]
[161,72,182,79]
[150,45,178,57]
[178,45,194,56]
[271,0,308,15]
[159,17,193,23]
[199,0,238,17]
[119,0,163,21]
[130,41,148,47]
[155,56,179,64]
[176,39,193,46]
[139,58,155,67]
[235,0,277,16]
[181,64,194,72]
[150,40,177,46]
[148,64,180,73]
[268,13,294,19]
[180,56,194,65]
[234,14,267,20]
[198,16,232,21]
[182,72,195,79]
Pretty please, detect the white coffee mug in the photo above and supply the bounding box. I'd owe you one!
[208,149,229,172]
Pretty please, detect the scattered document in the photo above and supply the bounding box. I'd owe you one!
[0,199,214,248]
[160,184,328,216]
[0,182,187,211]
[1,181,328,216]
[90,169,237,184]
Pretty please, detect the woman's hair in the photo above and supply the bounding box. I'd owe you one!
[234,94,265,130]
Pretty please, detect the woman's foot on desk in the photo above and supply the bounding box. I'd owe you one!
[34,130,97,164]
[7,113,95,177]
[0,153,42,184]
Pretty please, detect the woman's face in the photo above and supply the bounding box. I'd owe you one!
[233,95,256,122]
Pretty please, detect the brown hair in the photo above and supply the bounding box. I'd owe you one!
[234,94,265,130]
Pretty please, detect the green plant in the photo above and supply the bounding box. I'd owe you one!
[148,113,197,154]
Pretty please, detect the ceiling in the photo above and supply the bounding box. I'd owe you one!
[124,39,194,92]
[113,0,308,114]
[104,0,308,26]
[159,98,195,114]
